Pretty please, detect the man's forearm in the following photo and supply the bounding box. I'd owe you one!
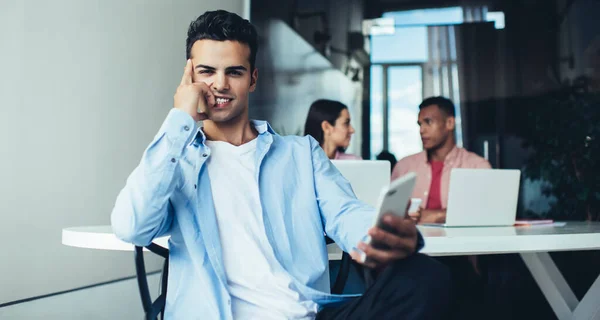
[419,209,446,223]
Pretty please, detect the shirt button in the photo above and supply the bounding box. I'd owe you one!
[184,125,190,131]
[170,158,176,163]
[227,300,231,306]
[194,184,197,189]
[202,153,208,157]
[424,191,428,196]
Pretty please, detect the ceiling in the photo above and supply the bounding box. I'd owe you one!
[364,0,504,18]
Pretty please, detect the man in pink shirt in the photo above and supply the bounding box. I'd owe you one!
[392,96,492,319]
[391,96,491,224]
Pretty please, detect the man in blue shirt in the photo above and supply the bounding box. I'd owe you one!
[111,10,450,319]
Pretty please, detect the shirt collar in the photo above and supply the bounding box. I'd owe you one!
[190,119,276,146]
[250,120,276,135]
[445,146,459,163]
[422,145,459,163]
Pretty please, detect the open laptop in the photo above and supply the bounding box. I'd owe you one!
[424,168,521,227]
[331,160,390,206]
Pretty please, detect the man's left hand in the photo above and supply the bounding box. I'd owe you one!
[350,214,418,270]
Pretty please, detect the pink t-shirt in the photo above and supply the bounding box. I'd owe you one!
[334,151,362,160]
[391,147,491,209]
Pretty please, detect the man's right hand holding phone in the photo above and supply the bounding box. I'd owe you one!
[350,200,418,272]
[174,59,214,121]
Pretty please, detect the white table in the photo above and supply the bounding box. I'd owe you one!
[63,222,600,320]
[419,222,600,320]
[62,226,349,261]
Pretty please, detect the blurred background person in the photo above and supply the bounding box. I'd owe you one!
[392,96,490,224]
[304,99,361,160]
[376,150,397,173]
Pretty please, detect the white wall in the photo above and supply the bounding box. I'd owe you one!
[0,0,243,307]
[0,274,160,320]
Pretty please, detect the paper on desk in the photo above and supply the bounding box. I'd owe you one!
[515,221,567,227]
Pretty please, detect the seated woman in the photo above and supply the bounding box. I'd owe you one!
[303,99,361,160]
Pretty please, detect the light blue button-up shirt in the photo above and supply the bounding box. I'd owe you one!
[111,109,422,319]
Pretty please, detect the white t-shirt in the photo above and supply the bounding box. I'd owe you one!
[205,138,318,320]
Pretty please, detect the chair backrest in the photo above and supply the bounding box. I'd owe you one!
[134,241,354,311]
[134,244,169,320]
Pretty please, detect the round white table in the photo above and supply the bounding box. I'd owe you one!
[62,226,169,251]
[61,226,344,260]
[63,222,600,320]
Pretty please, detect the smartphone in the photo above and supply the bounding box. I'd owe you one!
[373,172,417,227]
[361,172,417,254]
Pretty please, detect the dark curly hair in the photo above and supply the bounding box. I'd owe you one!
[419,96,456,118]
[186,10,258,71]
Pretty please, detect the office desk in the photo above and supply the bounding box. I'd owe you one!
[418,222,600,320]
[63,222,600,320]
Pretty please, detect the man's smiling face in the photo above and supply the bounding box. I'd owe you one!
[190,39,258,124]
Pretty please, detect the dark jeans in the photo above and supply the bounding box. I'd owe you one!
[317,253,451,320]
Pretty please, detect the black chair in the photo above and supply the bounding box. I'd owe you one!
[134,238,355,320]
[325,236,353,294]
[134,243,169,320]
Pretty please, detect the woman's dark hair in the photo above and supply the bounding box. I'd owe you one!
[186,10,258,71]
[304,99,348,145]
